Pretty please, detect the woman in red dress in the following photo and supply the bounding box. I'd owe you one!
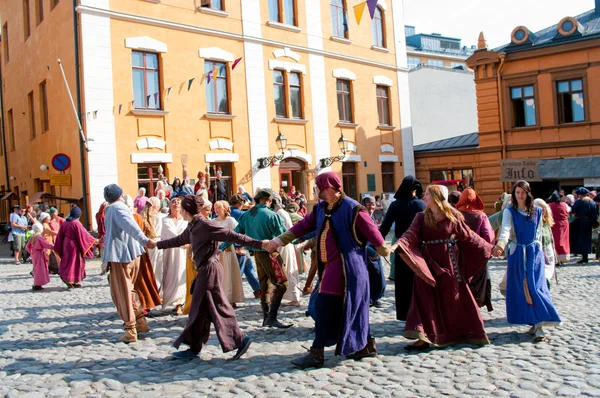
[547,191,570,262]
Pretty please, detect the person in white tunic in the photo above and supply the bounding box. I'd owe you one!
[213,201,246,306]
[271,191,302,306]
[161,197,189,314]
[146,197,166,291]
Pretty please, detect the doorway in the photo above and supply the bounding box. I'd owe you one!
[279,158,305,196]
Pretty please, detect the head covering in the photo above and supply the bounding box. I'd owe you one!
[31,223,44,234]
[448,191,461,207]
[567,194,575,204]
[286,202,299,213]
[148,197,161,209]
[13,204,20,210]
[547,191,561,204]
[394,175,423,200]
[254,188,273,203]
[66,206,82,221]
[39,212,50,222]
[575,187,590,195]
[270,190,284,212]
[138,187,146,196]
[48,207,58,214]
[362,196,376,205]
[456,188,485,213]
[315,172,342,191]
[181,194,205,215]
[104,184,123,203]
[438,185,449,201]
[589,190,597,198]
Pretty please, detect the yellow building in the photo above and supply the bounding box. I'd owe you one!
[0,0,415,228]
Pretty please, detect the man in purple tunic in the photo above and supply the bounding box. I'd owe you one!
[265,172,390,369]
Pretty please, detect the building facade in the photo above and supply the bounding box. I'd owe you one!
[405,25,475,71]
[0,0,414,228]
[414,5,600,212]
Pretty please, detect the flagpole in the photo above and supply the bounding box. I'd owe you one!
[57,59,90,152]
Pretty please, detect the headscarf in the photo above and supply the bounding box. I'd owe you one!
[456,188,485,213]
[439,185,449,201]
[104,184,123,204]
[181,194,205,215]
[39,212,50,222]
[31,223,44,234]
[575,187,590,195]
[147,197,161,209]
[547,191,561,204]
[270,190,284,212]
[48,207,58,214]
[362,196,376,205]
[66,206,82,221]
[286,202,299,213]
[566,194,575,205]
[137,187,146,197]
[254,188,273,203]
[394,175,423,200]
[315,172,342,191]
[448,191,461,207]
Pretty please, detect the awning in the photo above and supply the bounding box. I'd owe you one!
[538,156,600,180]
[29,191,82,204]
[29,191,46,203]
[1,192,16,200]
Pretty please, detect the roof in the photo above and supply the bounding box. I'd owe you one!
[413,133,479,153]
[493,9,600,53]
[538,156,600,179]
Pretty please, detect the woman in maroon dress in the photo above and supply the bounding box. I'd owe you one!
[391,185,493,350]
[95,202,108,259]
[55,206,97,288]
[547,192,570,262]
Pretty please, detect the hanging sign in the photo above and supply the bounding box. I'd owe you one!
[499,159,542,182]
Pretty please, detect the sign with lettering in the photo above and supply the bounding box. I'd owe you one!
[50,174,72,186]
[499,159,542,182]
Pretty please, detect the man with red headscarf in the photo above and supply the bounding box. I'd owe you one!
[265,172,390,369]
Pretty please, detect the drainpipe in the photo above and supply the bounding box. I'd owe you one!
[72,0,90,228]
[496,53,507,192]
[0,61,10,193]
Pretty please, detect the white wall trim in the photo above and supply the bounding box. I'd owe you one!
[373,75,393,87]
[268,60,307,74]
[347,143,358,153]
[136,137,166,150]
[343,155,362,162]
[125,36,167,52]
[198,47,235,62]
[333,68,356,81]
[205,153,239,162]
[208,139,234,151]
[380,144,395,153]
[273,47,301,62]
[131,153,173,163]
[279,149,312,164]
[379,155,399,162]
[377,0,388,11]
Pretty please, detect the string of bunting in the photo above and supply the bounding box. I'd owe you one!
[84,56,243,120]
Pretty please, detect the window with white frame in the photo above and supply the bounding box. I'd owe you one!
[371,6,385,47]
[407,57,420,69]
[205,60,229,114]
[132,51,161,109]
[330,0,348,38]
[200,0,223,11]
[427,59,444,68]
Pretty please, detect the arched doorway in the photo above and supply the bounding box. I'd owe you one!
[279,158,306,196]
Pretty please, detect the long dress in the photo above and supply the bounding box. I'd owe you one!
[149,212,166,291]
[213,217,245,305]
[549,202,570,262]
[132,213,162,311]
[26,236,54,287]
[569,198,597,257]
[397,211,493,346]
[499,207,561,327]
[161,216,189,309]
[54,220,96,285]
[276,209,302,303]
[182,248,198,315]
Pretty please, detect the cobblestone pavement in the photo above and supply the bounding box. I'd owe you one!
[1,242,599,397]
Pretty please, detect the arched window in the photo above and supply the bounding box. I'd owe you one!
[372,6,385,47]
[330,0,348,38]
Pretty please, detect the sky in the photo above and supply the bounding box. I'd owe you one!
[403,0,597,49]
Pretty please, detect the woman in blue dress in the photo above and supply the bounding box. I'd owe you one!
[492,180,561,342]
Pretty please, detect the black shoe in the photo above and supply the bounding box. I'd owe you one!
[232,335,252,360]
[261,303,269,326]
[577,259,588,264]
[347,338,377,360]
[264,298,293,328]
[291,348,324,369]
[32,285,43,291]
[404,342,430,351]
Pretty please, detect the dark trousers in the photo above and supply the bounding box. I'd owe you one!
[253,251,288,304]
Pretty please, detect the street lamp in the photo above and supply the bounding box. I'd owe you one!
[257,131,288,169]
[319,133,349,169]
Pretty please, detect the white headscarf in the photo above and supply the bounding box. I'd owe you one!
[31,222,44,234]
[438,185,449,201]
[38,212,50,222]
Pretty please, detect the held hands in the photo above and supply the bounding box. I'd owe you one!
[491,245,504,257]
[146,240,157,250]
[262,239,281,253]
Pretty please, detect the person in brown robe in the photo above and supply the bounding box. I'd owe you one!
[391,185,494,350]
[150,195,267,360]
[132,199,162,312]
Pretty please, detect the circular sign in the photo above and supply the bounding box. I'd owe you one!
[51,153,71,172]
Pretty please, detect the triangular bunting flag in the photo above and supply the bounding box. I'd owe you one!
[212,68,219,80]
[188,78,195,91]
[146,95,151,106]
[118,104,122,114]
[93,111,98,119]
[366,0,377,19]
[154,92,159,105]
[179,82,186,94]
[206,72,212,84]
[219,64,226,75]
[167,87,172,96]
[232,57,242,70]
[353,2,366,25]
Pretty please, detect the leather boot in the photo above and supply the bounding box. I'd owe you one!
[291,347,325,369]
[347,338,377,360]
[264,296,292,328]
[119,328,138,343]
[261,303,270,326]
[136,316,150,333]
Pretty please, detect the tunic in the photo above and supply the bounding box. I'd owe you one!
[54,220,96,284]
[397,212,493,346]
[213,217,245,305]
[549,202,570,261]
[26,236,54,287]
[276,209,302,303]
[132,213,162,311]
[570,199,597,255]
[148,213,166,291]
[161,216,188,309]
[157,216,263,353]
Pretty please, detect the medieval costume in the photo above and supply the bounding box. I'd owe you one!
[26,223,53,290]
[54,206,96,288]
[213,216,246,305]
[148,211,166,291]
[132,213,162,312]
[547,192,570,262]
[379,176,426,320]
[182,248,197,315]
[457,188,495,312]
[95,202,108,255]
[157,195,262,359]
[570,188,597,264]
[161,215,188,310]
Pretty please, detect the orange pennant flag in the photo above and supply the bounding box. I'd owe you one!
[354,2,366,25]
[212,68,219,80]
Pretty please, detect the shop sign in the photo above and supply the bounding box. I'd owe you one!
[50,174,72,186]
[499,159,542,182]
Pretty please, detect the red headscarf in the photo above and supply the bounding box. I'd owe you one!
[315,172,342,191]
[456,188,485,213]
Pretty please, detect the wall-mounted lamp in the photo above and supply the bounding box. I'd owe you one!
[9,176,15,180]
[40,165,49,171]
[257,131,288,169]
[319,133,349,169]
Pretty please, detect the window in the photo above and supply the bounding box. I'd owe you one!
[205,60,229,114]
[132,51,161,109]
[407,57,420,69]
[430,169,474,189]
[376,85,390,125]
[273,70,303,119]
[35,0,43,25]
[208,163,233,199]
[40,80,49,132]
[200,0,223,10]
[510,85,536,127]
[268,0,296,26]
[342,162,357,200]
[273,70,286,117]
[51,0,59,10]
[427,59,444,68]
[382,162,395,193]
[23,0,31,39]
[336,79,353,122]
[27,91,36,139]
[557,79,585,123]
[3,23,9,63]
[7,109,15,151]
[440,40,460,50]
[371,6,385,47]
[137,164,164,197]
[289,72,302,118]
[451,62,466,69]
[330,0,348,38]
